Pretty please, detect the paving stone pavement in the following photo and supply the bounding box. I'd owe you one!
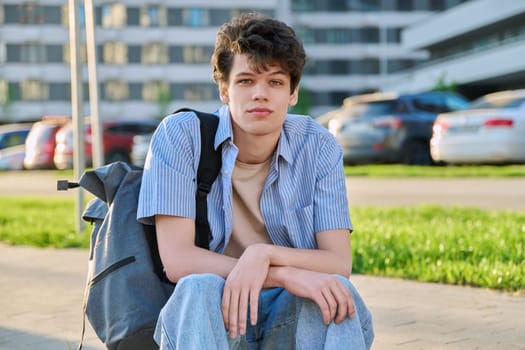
[1,243,524,350]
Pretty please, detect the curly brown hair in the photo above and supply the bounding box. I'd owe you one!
[211,12,306,93]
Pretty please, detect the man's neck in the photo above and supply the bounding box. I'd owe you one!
[234,132,279,164]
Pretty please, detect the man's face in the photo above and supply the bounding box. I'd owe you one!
[219,54,299,139]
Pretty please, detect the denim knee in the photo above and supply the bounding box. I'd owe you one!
[335,275,374,349]
[176,273,225,293]
[162,273,225,312]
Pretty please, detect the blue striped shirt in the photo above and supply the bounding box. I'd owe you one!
[137,104,352,253]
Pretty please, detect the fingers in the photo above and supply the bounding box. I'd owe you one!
[250,289,259,326]
[222,284,259,339]
[238,290,249,336]
[333,281,355,324]
[321,288,338,325]
[315,277,356,325]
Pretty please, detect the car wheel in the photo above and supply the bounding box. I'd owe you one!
[402,140,433,165]
[105,151,130,164]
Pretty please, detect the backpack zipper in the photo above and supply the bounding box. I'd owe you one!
[89,256,136,287]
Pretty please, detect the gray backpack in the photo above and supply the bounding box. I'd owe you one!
[59,109,221,350]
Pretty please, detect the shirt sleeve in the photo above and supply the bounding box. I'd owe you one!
[314,133,353,234]
[137,113,201,225]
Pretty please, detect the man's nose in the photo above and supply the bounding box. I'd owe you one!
[252,82,269,100]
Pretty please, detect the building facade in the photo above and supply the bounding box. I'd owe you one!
[0,0,466,123]
[384,0,525,99]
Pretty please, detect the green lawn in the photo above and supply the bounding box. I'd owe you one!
[1,196,523,292]
[351,206,525,293]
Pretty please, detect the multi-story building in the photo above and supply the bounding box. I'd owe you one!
[384,0,525,99]
[0,0,466,123]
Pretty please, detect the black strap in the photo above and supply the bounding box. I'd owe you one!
[174,108,221,250]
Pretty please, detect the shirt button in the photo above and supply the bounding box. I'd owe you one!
[223,169,229,174]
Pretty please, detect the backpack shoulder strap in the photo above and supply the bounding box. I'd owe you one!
[173,108,221,249]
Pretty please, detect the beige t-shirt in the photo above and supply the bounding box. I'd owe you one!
[223,158,273,258]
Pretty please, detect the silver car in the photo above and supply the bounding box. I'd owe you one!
[431,89,525,164]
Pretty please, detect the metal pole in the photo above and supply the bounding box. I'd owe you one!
[68,0,85,232]
[84,0,104,167]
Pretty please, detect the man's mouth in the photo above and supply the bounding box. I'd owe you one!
[248,108,273,117]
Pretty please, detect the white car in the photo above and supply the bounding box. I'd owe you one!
[0,144,26,170]
[431,89,525,164]
[130,133,152,167]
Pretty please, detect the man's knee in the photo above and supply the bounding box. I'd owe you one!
[164,273,225,309]
[335,275,374,349]
[176,273,225,292]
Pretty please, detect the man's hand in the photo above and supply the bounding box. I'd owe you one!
[280,267,355,325]
[221,244,270,339]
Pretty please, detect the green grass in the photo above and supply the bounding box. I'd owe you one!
[351,206,525,293]
[344,164,525,177]
[1,197,524,292]
[0,197,91,248]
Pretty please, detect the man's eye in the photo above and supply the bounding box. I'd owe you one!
[239,79,252,84]
[270,80,283,86]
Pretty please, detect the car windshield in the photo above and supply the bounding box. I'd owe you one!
[469,95,525,109]
[357,100,398,119]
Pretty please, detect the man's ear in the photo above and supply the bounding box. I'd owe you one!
[289,86,299,107]
[219,84,229,104]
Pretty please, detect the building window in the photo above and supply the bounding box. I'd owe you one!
[20,80,49,101]
[209,9,231,26]
[49,82,71,101]
[142,43,168,64]
[326,29,351,44]
[296,27,315,44]
[143,81,170,102]
[20,43,46,63]
[104,80,129,101]
[358,27,379,43]
[184,84,215,101]
[397,0,414,11]
[182,8,209,27]
[387,28,402,43]
[128,45,141,63]
[46,44,63,63]
[292,0,315,12]
[182,46,213,64]
[347,0,380,11]
[16,3,44,24]
[140,5,167,27]
[103,42,128,65]
[387,59,418,73]
[355,59,380,74]
[172,83,216,101]
[101,3,126,28]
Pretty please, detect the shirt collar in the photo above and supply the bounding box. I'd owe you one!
[214,105,233,150]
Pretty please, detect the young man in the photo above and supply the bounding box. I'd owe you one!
[138,12,373,349]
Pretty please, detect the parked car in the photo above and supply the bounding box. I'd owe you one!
[326,91,469,165]
[0,123,33,150]
[0,144,26,171]
[54,119,159,170]
[23,116,70,170]
[430,89,525,164]
[130,133,153,167]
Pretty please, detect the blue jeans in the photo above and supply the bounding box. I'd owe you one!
[154,273,374,349]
